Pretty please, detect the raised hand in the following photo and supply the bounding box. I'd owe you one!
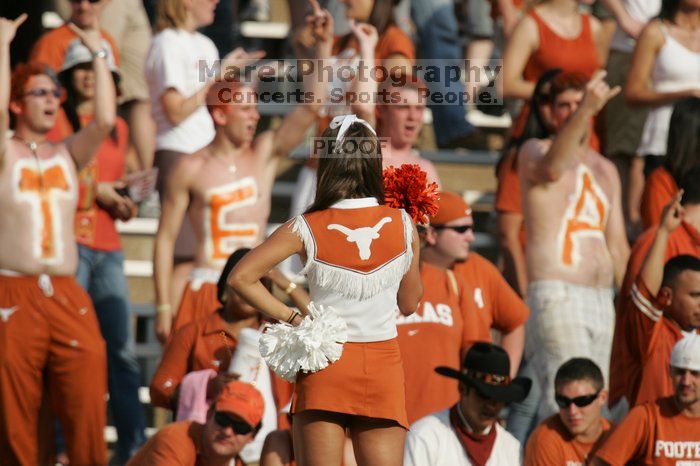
[349,19,378,54]
[660,190,684,234]
[0,14,27,45]
[581,70,622,115]
[68,22,104,54]
[220,47,266,81]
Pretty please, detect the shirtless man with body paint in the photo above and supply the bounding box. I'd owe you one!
[153,4,333,343]
[518,70,630,423]
[0,15,116,465]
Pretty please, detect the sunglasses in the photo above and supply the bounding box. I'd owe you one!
[214,412,255,435]
[555,391,600,409]
[433,225,473,234]
[24,88,62,99]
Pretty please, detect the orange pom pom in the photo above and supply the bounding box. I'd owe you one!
[383,164,439,224]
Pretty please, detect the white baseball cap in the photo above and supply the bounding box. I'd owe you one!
[60,38,119,76]
[670,334,700,372]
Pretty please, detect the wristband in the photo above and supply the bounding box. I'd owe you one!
[286,309,301,324]
[92,48,108,60]
[156,303,172,314]
[284,282,297,295]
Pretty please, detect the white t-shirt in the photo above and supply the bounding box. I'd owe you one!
[404,409,522,466]
[145,28,218,153]
[610,0,661,53]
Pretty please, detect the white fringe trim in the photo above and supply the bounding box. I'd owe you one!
[258,302,348,382]
[291,212,413,300]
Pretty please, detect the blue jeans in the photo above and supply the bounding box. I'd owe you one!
[411,0,474,147]
[75,246,147,462]
[506,359,541,444]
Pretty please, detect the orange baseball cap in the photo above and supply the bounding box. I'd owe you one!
[214,381,265,428]
[430,192,472,226]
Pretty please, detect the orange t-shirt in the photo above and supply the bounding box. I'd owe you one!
[396,263,472,424]
[609,222,700,407]
[453,252,530,341]
[641,167,677,230]
[495,150,527,249]
[127,421,245,466]
[512,10,600,147]
[47,109,128,251]
[595,397,700,466]
[31,24,120,72]
[150,312,239,410]
[628,277,699,407]
[525,415,612,466]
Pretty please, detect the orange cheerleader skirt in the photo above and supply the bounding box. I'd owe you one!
[292,338,408,429]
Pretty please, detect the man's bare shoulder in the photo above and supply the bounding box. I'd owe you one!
[252,130,276,158]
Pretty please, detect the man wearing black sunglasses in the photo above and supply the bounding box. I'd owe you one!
[525,358,611,466]
[129,380,265,466]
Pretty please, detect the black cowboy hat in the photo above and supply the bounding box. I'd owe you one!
[435,342,531,404]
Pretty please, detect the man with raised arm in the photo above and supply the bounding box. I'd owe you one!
[152,6,333,343]
[0,15,116,466]
[518,70,630,422]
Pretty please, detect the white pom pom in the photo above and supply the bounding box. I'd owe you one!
[259,303,348,382]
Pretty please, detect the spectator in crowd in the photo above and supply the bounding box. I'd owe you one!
[31,0,119,74]
[0,15,115,465]
[518,71,629,422]
[600,0,661,238]
[290,0,415,221]
[610,170,700,412]
[153,8,331,341]
[151,249,307,413]
[502,0,605,147]
[230,116,423,465]
[396,193,479,425]
[128,380,265,466]
[525,358,612,466]
[625,0,700,197]
[640,97,700,229]
[613,194,700,409]
[593,334,700,466]
[46,37,146,463]
[100,0,156,171]
[404,342,531,465]
[377,76,440,186]
[146,0,249,319]
[496,68,561,298]
[444,192,529,378]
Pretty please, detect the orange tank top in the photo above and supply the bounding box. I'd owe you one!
[513,11,600,143]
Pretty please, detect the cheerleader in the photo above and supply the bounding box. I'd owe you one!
[229,114,422,466]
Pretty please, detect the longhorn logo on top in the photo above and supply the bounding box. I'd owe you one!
[327,217,392,260]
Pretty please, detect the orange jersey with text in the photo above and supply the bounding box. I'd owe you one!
[525,415,612,466]
[595,397,700,466]
[453,252,530,341]
[396,263,471,424]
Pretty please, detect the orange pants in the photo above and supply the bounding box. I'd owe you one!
[0,275,107,466]
[171,281,219,334]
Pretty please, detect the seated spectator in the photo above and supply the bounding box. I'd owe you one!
[128,381,265,466]
[525,358,612,465]
[377,76,440,186]
[47,37,146,463]
[610,170,700,411]
[404,342,531,465]
[31,0,119,73]
[640,97,700,229]
[592,335,700,466]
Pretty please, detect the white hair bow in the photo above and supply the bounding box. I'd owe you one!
[329,114,377,144]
